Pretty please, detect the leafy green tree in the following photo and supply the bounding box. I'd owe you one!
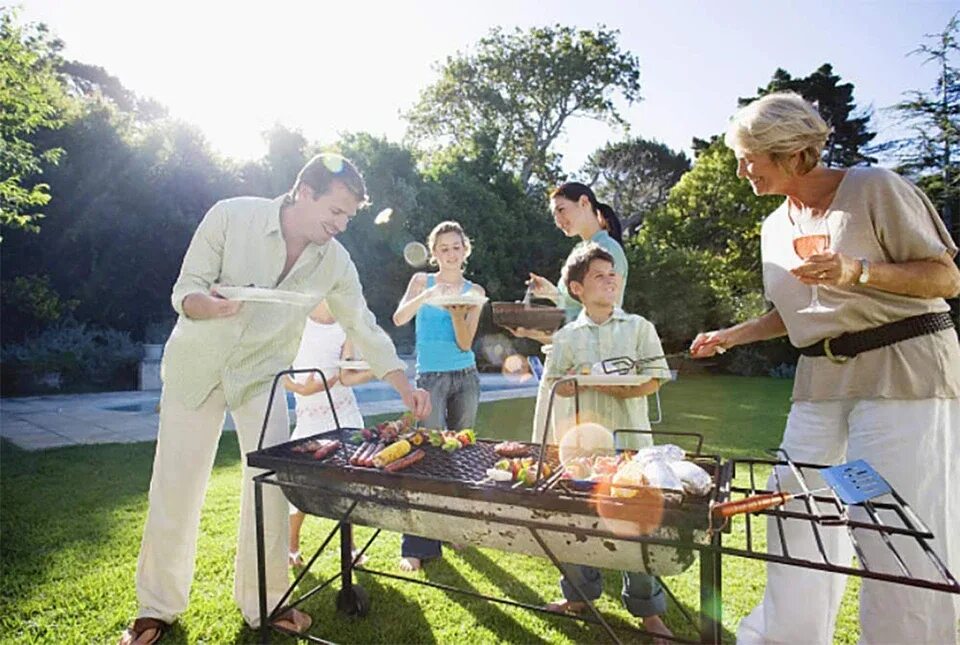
[405,25,641,188]
[632,139,779,329]
[581,138,690,235]
[741,64,877,167]
[2,99,238,339]
[886,12,959,240]
[0,10,67,234]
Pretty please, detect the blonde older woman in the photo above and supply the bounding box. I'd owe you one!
[690,92,960,644]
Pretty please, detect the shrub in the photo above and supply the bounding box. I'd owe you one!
[1,320,141,393]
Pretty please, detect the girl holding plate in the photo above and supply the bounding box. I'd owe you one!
[283,299,373,567]
[392,221,486,571]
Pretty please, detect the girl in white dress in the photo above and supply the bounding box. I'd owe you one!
[284,300,372,566]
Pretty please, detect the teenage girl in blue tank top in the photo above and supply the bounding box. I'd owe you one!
[392,221,485,572]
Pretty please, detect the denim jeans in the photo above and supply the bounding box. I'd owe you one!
[401,367,481,560]
[559,564,666,618]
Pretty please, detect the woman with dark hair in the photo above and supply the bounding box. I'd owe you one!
[511,182,629,344]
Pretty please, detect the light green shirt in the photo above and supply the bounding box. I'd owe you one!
[557,229,629,322]
[532,308,671,450]
[162,195,406,409]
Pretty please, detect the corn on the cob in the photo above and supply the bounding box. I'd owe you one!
[372,439,412,468]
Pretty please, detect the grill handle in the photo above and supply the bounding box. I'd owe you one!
[257,368,339,451]
[712,492,792,518]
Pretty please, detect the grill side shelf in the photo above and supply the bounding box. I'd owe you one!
[718,456,960,594]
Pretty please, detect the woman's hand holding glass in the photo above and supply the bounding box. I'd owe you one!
[790,252,862,287]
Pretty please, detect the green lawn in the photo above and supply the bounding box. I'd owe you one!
[0,375,862,643]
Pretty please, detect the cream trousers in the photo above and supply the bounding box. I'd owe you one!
[737,397,959,645]
[134,384,290,628]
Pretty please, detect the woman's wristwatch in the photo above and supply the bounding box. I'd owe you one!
[857,258,871,285]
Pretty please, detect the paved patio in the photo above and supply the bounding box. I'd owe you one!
[0,377,538,451]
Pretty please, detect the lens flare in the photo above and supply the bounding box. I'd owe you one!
[557,422,614,463]
[403,241,429,267]
[321,154,345,173]
[554,421,665,537]
[501,354,532,383]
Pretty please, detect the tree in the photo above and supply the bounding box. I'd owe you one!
[740,64,877,167]
[886,12,959,241]
[405,25,641,188]
[0,10,67,234]
[581,138,690,235]
[632,138,779,330]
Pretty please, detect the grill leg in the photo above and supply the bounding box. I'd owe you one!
[255,475,270,644]
[340,521,354,590]
[528,527,622,645]
[699,534,722,644]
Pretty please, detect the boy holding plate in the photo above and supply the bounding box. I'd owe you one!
[534,243,673,641]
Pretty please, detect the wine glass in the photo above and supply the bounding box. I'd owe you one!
[792,210,833,314]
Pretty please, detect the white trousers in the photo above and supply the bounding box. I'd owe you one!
[737,397,959,645]
[135,384,290,628]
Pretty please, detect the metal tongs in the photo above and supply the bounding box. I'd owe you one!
[600,353,683,375]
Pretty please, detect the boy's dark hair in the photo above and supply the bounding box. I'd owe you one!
[561,243,615,303]
[286,153,370,207]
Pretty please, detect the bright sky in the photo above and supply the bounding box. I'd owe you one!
[19,0,959,173]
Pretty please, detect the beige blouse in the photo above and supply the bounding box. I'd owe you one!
[760,167,959,401]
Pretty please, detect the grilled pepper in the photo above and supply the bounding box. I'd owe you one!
[372,439,412,468]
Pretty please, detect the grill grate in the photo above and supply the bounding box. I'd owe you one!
[261,429,559,486]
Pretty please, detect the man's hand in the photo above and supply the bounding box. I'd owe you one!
[383,369,433,420]
[182,288,243,320]
[402,388,432,420]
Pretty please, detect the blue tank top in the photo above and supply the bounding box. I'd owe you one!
[415,274,477,374]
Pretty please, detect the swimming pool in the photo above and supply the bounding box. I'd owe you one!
[103,374,537,414]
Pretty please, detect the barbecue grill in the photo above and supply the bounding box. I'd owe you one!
[248,370,959,644]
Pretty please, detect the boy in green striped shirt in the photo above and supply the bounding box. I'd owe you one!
[539,243,673,640]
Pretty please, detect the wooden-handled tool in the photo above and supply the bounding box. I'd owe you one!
[712,488,830,518]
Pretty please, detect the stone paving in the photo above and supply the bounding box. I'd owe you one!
[0,378,538,451]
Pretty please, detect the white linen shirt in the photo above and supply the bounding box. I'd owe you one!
[161,195,405,409]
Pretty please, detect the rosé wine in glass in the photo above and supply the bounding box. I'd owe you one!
[792,210,833,314]
[793,234,830,260]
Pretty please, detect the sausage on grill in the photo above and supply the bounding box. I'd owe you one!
[312,440,341,461]
[384,449,425,473]
[350,441,372,466]
[361,442,386,467]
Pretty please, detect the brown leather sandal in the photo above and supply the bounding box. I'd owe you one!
[118,617,170,645]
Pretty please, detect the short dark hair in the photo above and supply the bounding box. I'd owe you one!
[550,182,623,246]
[561,243,615,303]
[288,153,369,206]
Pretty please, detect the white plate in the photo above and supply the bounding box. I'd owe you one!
[216,286,316,306]
[429,295,489,307]
[569,374,655,386]
[337,360,370,370]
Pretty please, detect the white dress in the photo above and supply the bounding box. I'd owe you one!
[289,319,364,439]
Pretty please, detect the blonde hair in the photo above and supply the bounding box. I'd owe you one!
[724,92,832,175]
[427,221,472,267]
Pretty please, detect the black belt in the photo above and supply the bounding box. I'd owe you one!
[798,312,955,364]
